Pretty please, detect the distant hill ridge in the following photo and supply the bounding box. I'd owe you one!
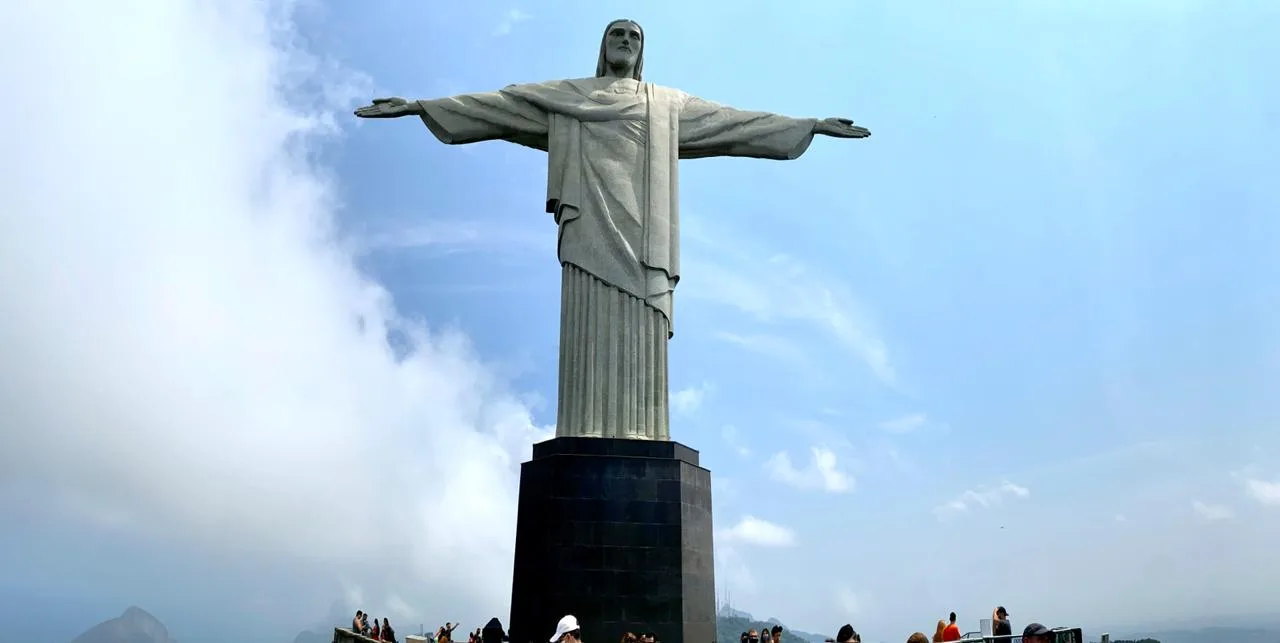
[716,606,830,643]
[71,606,176,643]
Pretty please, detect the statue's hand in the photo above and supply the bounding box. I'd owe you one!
[816,117,870,139]
[353,97,420,119]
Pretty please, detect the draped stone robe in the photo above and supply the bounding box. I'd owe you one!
[417,77,816,440]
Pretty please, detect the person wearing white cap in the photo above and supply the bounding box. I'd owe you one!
[550,615,581,643]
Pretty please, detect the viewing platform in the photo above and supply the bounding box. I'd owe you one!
[333,628,430,643]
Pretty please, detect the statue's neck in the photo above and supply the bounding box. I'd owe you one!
[602,64,636,80]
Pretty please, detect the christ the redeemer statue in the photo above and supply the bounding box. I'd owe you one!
[355,19,870,442]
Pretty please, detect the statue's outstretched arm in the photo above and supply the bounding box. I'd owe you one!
[355,92,548,148]
[813,117,870,138]
[354,97,420,119]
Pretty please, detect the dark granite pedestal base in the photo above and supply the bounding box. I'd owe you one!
[508,437,715,643]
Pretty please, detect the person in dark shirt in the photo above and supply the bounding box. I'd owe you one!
[991,606,1012,639]
[1021,623,1053,643]
[835,623,860,643]
[481,617,508,643]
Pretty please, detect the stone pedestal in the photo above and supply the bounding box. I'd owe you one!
[508,437,715,643]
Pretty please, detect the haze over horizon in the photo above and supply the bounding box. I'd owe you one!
[2,1,1279,642]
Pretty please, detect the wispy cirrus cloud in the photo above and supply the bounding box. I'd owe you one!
[492,8,531,37]
[880,412,928,434]
[934,481,1030,519]
[834,586,863,618]
[712,331,811,368]
[720,424,752,457]
[682,222,893,385]
[767,446,854,493]
[351,218,554,256]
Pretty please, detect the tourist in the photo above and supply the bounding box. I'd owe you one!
[549,615,580,643]
[835,623,859,643]
[382,618,398,643]
[643,632,656,643]
[943,613,961,641]
[933,621,946,643]
[747,628,760,643]
[908,633,929,643]
[740,632,749,643]
[372,618,381,641]
[1021,624,1054,643]
[991,607,1011,639]
[361,613,372,636]
[623,633,638,643]
[438,622,459,643]
[354,611,365,634]
[770,625,783,643]
[482,617,508,643]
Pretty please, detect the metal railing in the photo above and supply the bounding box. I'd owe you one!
[957,628,1084,643]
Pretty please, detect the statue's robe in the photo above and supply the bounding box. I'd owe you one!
[417,77,816,440]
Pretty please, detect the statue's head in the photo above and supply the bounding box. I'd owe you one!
[595,19,643,81]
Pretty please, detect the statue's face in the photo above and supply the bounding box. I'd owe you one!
[603,21,641,71]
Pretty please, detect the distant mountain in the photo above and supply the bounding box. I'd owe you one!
[1111,626,1279,643]
[293,629,333,643]
[70,606,176,643]
[789,631,831,643]
[718,606,754,620]
[715,608,832,643]
[763,620,828,643]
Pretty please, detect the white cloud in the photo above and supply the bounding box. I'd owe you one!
[1244,477,1280,506]
[834,586,862,617]
[0,0,548,625]
[1191,500,1234,521]
[880,412,928,434]
[721,425,752,457]
[767,447,854,493]
[716,516,797,548]
[672,381,714,415]
[492,8,531,36]
[934,481,1030,519]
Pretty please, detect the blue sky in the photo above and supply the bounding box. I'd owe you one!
[2,1,1279,643]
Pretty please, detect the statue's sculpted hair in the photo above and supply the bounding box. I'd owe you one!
[595,19,644,81]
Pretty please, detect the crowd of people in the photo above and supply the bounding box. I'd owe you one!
[348,603,1054,643]
[350,610,398,643]
[738,624,788,643]
[907,606,1060,643]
